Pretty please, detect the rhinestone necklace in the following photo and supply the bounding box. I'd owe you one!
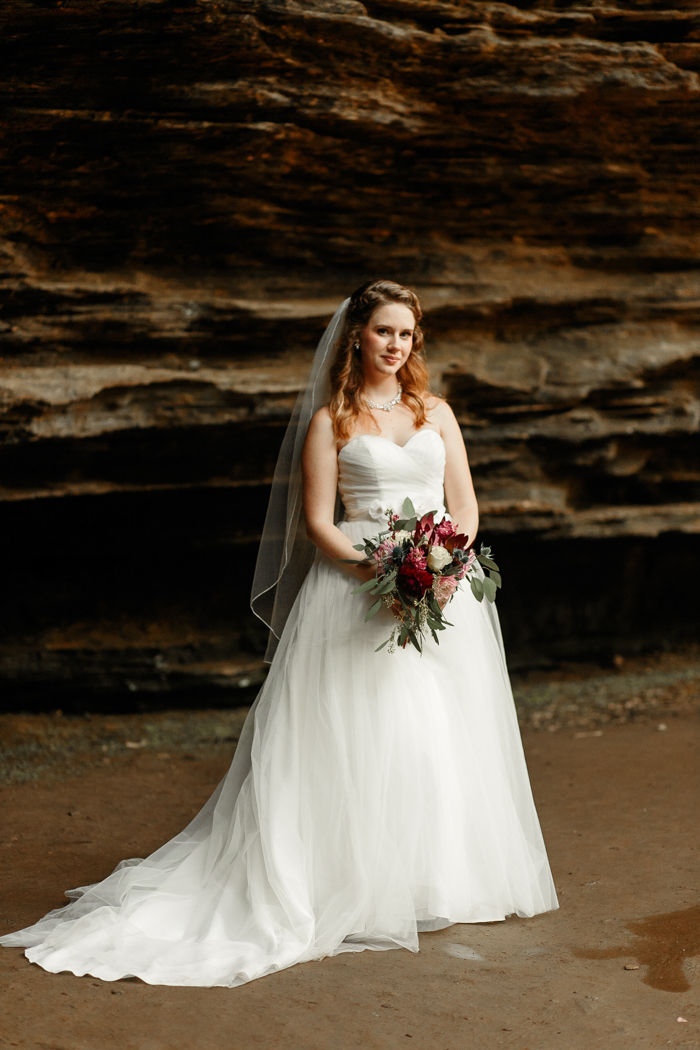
[365,383,403,412]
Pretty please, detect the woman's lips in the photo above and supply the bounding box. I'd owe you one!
[382,355,399,364]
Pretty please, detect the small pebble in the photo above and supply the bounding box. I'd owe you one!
[624,964,639,970]
[657,723,667,731]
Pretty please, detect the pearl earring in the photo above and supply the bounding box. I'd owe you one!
[354,341,360,350]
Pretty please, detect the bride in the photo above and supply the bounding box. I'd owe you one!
[1,280,558,987]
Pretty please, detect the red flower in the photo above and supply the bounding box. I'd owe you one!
[433,519,456,544]
[444,531,470,554]
[397,548,433,600]
[414,512,435,545]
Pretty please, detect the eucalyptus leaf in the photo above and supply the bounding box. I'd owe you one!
[375,637,391,652]
[398,625,408,647]
[490,570,502,588]
[364,598,383,621]
[403,517,417,532]
[402,497,416,517]
[374,578,397,595]
[477,555,499,571]
[352,577,379,593]
[470,576,484,602]
[482,576,497,602]
[352,543,366,551]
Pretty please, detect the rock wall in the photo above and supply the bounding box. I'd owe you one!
[1,0,699,706]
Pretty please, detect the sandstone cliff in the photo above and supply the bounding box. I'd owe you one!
[1,0,698,704]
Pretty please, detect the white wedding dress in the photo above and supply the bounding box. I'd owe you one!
[1,429,558,986]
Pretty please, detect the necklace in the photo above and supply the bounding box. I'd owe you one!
[365,383,403,412]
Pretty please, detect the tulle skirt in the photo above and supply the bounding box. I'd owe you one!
[0,519,558,986]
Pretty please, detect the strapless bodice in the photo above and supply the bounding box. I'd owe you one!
[337,429,446,524]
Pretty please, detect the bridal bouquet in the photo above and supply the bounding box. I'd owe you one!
[348,498,501,653]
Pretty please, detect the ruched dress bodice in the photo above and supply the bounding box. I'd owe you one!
[337,429,446,525]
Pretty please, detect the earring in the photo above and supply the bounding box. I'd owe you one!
[353,341,360,350]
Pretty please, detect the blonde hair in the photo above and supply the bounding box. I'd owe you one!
[328,279,432,442]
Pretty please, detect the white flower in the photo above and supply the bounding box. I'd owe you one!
[427,545,452,572]
[392,530,413,544]
[367,499,390,522]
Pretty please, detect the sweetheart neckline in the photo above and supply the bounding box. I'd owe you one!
[338,429,444,458]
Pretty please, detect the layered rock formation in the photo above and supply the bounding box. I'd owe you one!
[1,0,699,704]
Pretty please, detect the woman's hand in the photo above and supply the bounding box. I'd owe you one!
[348,559,377,584]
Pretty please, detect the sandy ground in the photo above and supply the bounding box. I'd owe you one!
[1,704,698,1050]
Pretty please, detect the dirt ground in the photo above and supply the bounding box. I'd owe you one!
[1,689,698,1049]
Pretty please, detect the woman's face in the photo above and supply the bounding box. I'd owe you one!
[359,303,415,379]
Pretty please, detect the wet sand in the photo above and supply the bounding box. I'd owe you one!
[1,710,698,1050]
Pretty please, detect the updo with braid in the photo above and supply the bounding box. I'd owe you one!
[328,279,432,442]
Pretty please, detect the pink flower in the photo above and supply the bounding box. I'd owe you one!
[433,575,458,608]
[433,519,457,544]
[373,539,395,564]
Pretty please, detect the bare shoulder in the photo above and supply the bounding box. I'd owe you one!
[425,394,458,430]
[308,404,334,435]
[305,405,336,454]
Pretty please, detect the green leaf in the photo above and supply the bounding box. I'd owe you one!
[408,630,422,653]
[373,578,396,595]
[490,570,502,588]
[403,517,417,532]
[352,577,379,593]
[477,555,499,571]
[402,497,416,518]
[352,543,366,551]
[470,576,484,602]
[482,576,497,602]
[398,625,409,647]
[364,598,383,621]
[375,637,391,652]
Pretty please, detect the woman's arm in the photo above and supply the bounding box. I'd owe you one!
[302,407,376,582]
[432,399,479,545]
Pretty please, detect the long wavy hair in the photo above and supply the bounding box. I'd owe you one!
[328,279,431,442]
